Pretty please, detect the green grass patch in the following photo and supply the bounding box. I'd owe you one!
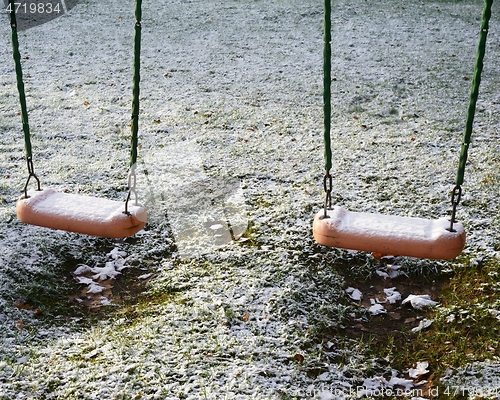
[361,256,500,393]
[419,258,500,372]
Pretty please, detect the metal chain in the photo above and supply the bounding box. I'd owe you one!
[448,185,462,232]
[124,166,138,215]
[125,0,142,215]
[323,0,332,173]
[22,157,41,198]
[322,170,333,218]
[321,0,333,219]
[9,0,42,197]
[450,0,492,228]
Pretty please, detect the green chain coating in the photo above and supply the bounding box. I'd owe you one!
[323,0,332,172]
[456,0,493,185]
[130,0,142,169]
[9,0,32,160]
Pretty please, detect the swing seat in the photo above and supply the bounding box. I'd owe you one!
[313,206,466,259]
[16,188,147,238]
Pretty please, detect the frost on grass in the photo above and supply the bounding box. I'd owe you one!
[1,0,500,398]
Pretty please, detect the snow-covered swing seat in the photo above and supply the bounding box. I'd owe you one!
[313,0,492,259]
[17,188,147,239]
[313,207,466,260]
[9,0,147,238]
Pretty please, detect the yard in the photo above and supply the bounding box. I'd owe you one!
[1,0,500,398]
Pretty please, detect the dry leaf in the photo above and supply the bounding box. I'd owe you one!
[242,313,250,322]
[14,298,33,310]
[294,353,304,363]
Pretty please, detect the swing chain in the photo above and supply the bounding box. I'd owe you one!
[322,170,333,218]
[22,157,41,199]
[124,167,138,215]
[448,184,462,232]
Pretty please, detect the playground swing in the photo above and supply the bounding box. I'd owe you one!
[313,0,493,259]
[9,0,147,238]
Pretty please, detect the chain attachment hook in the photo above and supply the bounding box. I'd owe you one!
[448,184,462,232]
[23,157,41,199]
[322,170,333,219]
[124,166,138,215]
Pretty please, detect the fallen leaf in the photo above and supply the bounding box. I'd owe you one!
[368,304,386,315]
[294,353,304,363]
[346,287,363,301]
[402,294,438,309]
[242,313,250,322]
[412,319,433,333]
[13,298,33,310]
[408,361,430,379]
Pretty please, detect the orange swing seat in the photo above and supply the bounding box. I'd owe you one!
[313,206,466,259]
[16,188,147,238]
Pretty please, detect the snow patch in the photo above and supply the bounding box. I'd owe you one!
[402,295,439,310]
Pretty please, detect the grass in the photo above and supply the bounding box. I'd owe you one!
[350,254,500,398]
[7,215,500,399]
[425,257,500,368]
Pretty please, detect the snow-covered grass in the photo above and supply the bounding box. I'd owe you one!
[1,0,500,398]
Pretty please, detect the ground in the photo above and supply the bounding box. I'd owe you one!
[1,0,500,399]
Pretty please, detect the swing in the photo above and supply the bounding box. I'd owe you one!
[9,0,147,238]
[313,0,493,259]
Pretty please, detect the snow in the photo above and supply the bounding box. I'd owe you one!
[402,295,439,310]
[408,361,430,379]
[384,287,402,304]
[21,188,141,222]
[345,286,362,301]
[314,206,465,259]
[368,304,386,315]
[411,319,434,333]
[17,188,147,237]
[0,0,500,397]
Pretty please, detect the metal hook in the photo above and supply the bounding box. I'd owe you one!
[448,185,462,232]
[23,157,41,198]
[322,170,333,219]
[123,167,138,215]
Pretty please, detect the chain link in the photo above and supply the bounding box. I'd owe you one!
[22,157,41,198]
[322,170,333,219]
[448,184,462,232]
[124,167,138,215]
